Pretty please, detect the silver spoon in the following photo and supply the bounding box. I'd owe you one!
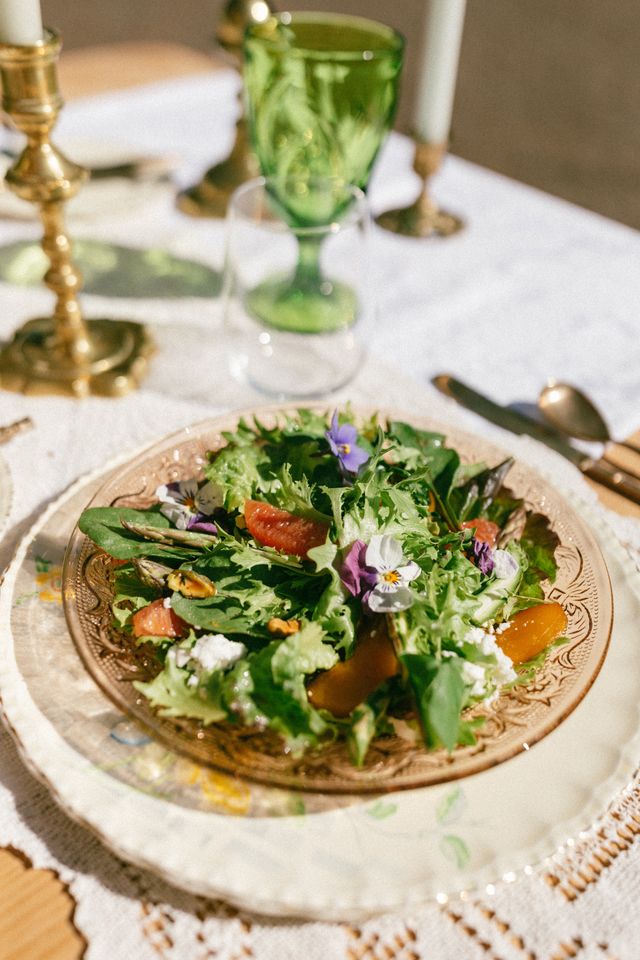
[538,381,640,456]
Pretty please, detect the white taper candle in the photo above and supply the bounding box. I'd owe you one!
[0,0,43,45]
[414,0,467,144]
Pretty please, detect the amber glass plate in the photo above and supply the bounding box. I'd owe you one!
[62,407,613,794]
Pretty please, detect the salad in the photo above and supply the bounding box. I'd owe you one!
[78,409,568,767]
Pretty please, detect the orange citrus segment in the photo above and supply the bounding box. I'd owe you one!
[460,518,500,547]
[132,597,188,638]
[307,619,399,718]
[496,602,568,665]
[243,499,329,559]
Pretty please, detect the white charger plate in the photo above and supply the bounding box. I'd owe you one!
[0,452,11,537]
[1,445,639,920]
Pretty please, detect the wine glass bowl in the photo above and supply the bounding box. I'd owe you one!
[242,12,403,338]
[244,12,405,221]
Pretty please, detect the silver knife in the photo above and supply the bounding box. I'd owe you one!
[432,373,640,505]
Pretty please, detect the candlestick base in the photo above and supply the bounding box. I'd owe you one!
[375,138,465,239]
[376,201,463,238]
[175,0,274,218]
[176,118,257,219]
[0,28,154,398]
[0,317,154,397]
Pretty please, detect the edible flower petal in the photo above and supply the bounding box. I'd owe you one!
[156,478,221,532]
[341,539,378,598]
[492,549,519,580]
[473,537,494,575]
[187,515,218,535]
[366,535,420,612]
[326,411,369,475]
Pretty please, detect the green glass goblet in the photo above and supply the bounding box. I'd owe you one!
[244,12,404,334]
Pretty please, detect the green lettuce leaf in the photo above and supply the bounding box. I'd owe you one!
[271,622,338,684]
[78,507,191,560]
[111,565,160,628]
[204,440,268,512]
[134,654,226,723]
[401,653,466,752]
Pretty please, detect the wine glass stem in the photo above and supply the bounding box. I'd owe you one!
[294,234,324,290]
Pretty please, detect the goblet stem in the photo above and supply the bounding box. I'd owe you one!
[293,234,324,291]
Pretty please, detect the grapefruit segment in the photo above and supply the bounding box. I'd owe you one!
[461,518,500,547]
[243,499,329,559]
[132,597,188,638]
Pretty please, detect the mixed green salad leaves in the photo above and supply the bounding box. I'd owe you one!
[78,409,562,765]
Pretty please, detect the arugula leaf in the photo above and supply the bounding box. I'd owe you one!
[169,593,269,638]
[111,565,160,628]
[78,507,193,560]
[388,421,445,458]
[401,654,466,752]
[520,512,559,583]
[449,458,514,524]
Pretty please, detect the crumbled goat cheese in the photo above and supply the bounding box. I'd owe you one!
[190,634,247,673]
[460,625,517,698]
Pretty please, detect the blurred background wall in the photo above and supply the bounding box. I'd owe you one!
[41,0,640,229]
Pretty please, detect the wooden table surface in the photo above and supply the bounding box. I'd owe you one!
[0,40,638,960]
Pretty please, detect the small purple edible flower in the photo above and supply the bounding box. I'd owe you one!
[473,537,495,576]
[155,478,221,533]
[326,411,369,476]
[187,515,217,536]
[341,539,378,602]
[341,535,420,614]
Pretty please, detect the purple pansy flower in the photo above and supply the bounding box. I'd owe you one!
[473,537,494,576]
[155,478,221,535]
[326,411,369,475]
[341,540,378,601]
[341,534,420,613]
[186,515,218,536]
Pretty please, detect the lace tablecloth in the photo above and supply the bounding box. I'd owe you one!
[1,73,640,959]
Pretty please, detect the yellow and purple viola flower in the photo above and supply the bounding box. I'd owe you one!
[342,534,420,613]
[155,478,220,535]
[326,411,369,476]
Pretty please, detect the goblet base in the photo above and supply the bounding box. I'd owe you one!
[246,274,357,334]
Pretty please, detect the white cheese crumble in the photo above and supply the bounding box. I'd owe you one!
[460,660,487,698]
[460,625,517,699]
[162,597,172,609]
[169,634,247,681]
[190,634,247,673]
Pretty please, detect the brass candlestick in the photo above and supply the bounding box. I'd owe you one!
[376,139,464,238]
[0,29,153,398]
[176,0,274,219]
